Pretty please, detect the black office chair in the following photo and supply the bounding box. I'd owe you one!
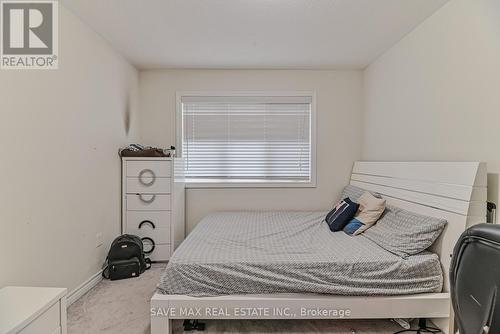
[450,223,500,334]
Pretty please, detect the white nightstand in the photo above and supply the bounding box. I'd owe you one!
[0,286,67,334]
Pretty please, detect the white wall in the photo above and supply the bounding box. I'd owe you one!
[0,6,139,292]
[139,70,363,232]
[363,0,500,208]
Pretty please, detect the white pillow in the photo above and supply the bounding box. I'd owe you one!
[353,191,386,235]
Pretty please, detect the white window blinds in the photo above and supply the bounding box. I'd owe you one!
[181,95,312,183]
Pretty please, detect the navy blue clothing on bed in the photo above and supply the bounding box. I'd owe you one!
[325,198,359,232]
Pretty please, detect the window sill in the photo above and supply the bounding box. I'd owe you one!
[184,179,316,189]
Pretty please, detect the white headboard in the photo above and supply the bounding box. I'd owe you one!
[350,161,487,292]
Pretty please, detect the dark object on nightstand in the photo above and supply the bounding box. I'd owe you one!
[119,144,172,157]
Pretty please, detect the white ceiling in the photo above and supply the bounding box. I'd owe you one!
[62,0,449,70]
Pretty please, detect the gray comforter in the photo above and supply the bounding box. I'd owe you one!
[158,211,443,296]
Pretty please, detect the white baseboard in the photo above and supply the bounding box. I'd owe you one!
[67,270,103,307]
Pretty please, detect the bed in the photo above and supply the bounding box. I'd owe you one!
[158,211,443,297]
[151,161,487,334]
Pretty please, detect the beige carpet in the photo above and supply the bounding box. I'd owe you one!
[68,264,407,334]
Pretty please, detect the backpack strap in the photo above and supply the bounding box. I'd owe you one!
[102,257,110,279]
[145,257,152,270]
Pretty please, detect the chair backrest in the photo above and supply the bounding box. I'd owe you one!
[450,223,500,334]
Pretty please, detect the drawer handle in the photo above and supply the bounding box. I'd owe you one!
[138,169,156,186]
[138,220,156,229]
[141,237,155,254]
[137,194,156,204]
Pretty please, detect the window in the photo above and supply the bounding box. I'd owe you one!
[177,92,316,187]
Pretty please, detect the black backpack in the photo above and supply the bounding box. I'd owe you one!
[103,234,151,280]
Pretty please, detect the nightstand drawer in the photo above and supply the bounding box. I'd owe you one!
[126,177,171,194]
[126,227,171,244]
[126,211,171,230]
[126,194,171,211]
[126,160,171,178]
[18,301,60,334]
[126,211,172,230]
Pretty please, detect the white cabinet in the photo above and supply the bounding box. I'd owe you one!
[121,157,185,261]
[0,287,67,334]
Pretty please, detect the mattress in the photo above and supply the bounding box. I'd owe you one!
[158,211,443,296]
